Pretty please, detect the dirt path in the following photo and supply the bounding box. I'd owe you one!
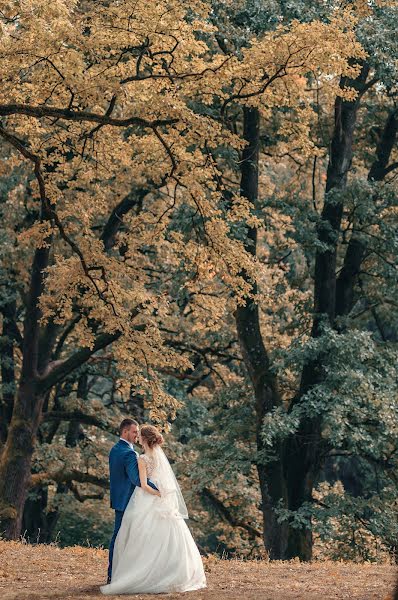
[0,541,396,600]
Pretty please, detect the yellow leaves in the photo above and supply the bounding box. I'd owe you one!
[225,11,365,117]
[17,220,52,248]
[0,0,375,425]
[228,194,263,227]
[349,0,392,17]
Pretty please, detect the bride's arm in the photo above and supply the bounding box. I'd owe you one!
[138,458,161,496]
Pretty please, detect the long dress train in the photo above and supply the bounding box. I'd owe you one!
[101,448,206,594]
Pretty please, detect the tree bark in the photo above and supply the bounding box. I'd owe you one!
[0,224,51,538]
[101,188,148,250]
[235,107,288,559]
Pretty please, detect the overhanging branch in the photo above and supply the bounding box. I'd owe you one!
[30,469,109,489]
[0,103,177,129]
[37,330,121,392]
[42,410,117,434]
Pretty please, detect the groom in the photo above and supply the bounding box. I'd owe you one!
[107,418,158,583]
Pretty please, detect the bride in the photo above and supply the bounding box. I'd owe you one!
[100,424,207,595]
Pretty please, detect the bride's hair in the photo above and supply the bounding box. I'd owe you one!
[140,424,164,448]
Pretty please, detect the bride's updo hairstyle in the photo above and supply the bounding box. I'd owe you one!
[140,424,164,449]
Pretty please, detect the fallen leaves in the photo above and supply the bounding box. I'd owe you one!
[0,540,396,599]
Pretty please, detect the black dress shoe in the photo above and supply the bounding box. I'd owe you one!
[106,576,111,584]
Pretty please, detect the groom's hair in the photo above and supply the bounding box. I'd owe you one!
[119,418,139,436]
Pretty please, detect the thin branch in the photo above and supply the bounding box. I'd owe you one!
[384,161,398,176]
[221,65,286,118]
[120,56,231,84]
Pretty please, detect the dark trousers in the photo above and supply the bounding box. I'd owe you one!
[107,509,124,580]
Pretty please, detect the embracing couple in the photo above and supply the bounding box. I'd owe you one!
[100,418,206,595]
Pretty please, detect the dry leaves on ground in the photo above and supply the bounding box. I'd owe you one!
[0,540,396,600]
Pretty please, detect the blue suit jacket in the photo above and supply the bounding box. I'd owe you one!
[109,440,156,511]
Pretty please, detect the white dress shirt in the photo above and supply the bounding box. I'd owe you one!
[119,437,136,451]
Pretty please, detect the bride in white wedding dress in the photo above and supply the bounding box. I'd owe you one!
[100,424,206,595]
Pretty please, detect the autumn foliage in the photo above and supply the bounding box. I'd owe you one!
[0,0,397,563]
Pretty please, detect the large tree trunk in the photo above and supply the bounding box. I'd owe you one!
[0,185,141,539]
[235,107,288,559]
[0,233,50,538]
[0,385,47,538]
[283,63,370,560]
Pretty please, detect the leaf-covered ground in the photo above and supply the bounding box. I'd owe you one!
[0,540,396,600]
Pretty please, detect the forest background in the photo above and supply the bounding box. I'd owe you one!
[0,0,397,564]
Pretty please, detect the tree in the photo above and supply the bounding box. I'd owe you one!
[204,0,398,560]
[0,0,252,538]
[255,2,398,560]
[0,0,384,558]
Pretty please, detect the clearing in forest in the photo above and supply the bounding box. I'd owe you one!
[0,540,396,600]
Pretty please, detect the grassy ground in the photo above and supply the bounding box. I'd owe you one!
[0,540,396,600]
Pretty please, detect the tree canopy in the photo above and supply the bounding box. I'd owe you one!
[0,0,397,561]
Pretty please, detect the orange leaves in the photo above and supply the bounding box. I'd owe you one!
[0,0,371,424]
[226,13,365,116]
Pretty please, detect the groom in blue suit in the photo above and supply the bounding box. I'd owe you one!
[107,418,157,583]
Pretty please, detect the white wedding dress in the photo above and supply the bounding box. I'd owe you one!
[100,446,206,595]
